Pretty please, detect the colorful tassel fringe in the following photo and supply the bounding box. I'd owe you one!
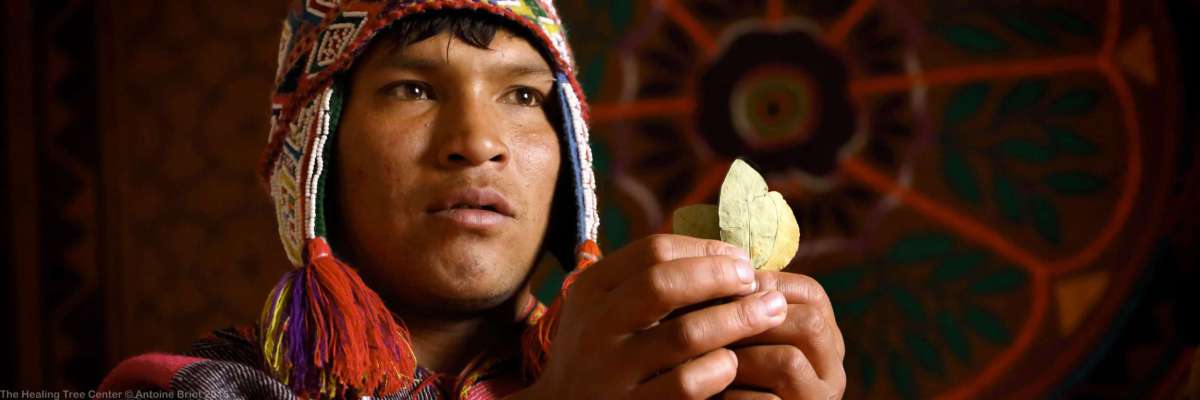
[261,237,416,398]
[520,240,601,381]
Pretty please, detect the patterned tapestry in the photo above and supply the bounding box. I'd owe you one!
[552,0,1197,398]
[4,0,1197,398]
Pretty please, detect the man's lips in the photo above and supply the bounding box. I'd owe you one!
[426,188,516,230]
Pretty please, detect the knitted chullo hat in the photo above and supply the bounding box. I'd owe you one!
[258,1,600,398]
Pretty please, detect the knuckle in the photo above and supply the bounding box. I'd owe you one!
[798,274,829,303]
[799,306,826,336]
[778,347,815,381]
[736,298,763,329]
[645,234,674,262]
[708,257,739,286]
[644,269,677,307]
[671,320,705,353]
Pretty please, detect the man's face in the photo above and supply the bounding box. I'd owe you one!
[334,29,560,314]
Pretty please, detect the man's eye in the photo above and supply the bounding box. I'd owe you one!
[388,82,433,100]
[505,87,545,107]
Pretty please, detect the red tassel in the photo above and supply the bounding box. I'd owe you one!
[521,241,602,381]
[303,238,416,397]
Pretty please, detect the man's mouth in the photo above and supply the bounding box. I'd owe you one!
[426,188,515,230]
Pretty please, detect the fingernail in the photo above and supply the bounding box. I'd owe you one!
[735,261,754,284]
[726,246,750,262]
[761,291,786,317]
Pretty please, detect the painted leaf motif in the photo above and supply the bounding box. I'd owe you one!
[1048,89,1099,115]
[996,138,1053,163]
[999,16,1054,45]
[933,250,986,282]
[942,147,982,204]
[996,80,1048,118]
[1029,194,1061,243]
[889,287,926,322]
[993,173,1023,222]
[1046,125,1098,155]
[965,306,1011,344]
[1043,8,1097,36]
[970,269,1028,294]
[888,352,918,400]
[939,25,1008,53]
[1044,171,1106,195]
[906,333,944,374]
[944,83,991,126]
[889,232,954,264]
[818,266,866,293]
[937,311,972,362]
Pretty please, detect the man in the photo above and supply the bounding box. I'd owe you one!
[100,1,845,399]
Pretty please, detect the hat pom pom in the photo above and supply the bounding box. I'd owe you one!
[261,237,417,398]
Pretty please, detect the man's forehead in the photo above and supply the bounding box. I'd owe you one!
[372,31,553,75]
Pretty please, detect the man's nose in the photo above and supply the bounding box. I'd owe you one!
[435,97,509,169]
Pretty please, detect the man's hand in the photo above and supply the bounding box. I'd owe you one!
[519,234,789,399]
[724,272,846,400]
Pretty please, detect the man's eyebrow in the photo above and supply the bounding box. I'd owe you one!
[496,63,555,80]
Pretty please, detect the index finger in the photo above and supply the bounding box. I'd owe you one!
[577,234,749,293]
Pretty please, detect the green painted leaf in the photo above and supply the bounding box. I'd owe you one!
[939,25,1008,53]
[889,287,926,322]
[906,334,944,374]
[1044,171,1106,195]
[578,56,607,100]
[942,148,982,204]
[993,174,1023,222]
[996,80,1047,118]
[1043,8,1097,37]
[937,312,972,362]
[860,353,876,390]
[1048,89,1099,115]
[836,297,871,319]
[1000,16,1054,45]
[944,83,991,126]
[608,0,634,32]
[964,306,1011,344]
[817,267,865,293]
[970,269,1028,294]
[889,352,918,400]
[996,138,1053,163]
[1029,194,1061,243]
[933,250,986,282]
[1046,125,1098,155]
[888,232,954,264]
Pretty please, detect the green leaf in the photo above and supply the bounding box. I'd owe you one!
[933,250,986,282]
[1044,171,1106,195]
[860,353,876,390]
[1046,125,1098,155]
[1048,89,1099,115]
[817,267,865,293]
[995,138,1053,163]
[1029,194,1061,243]
[888,232,955,264]
[889,287,926,322]
[937,312,972,362]
[970,269,1028,294]
[993,174,1023,222]
[836,297,871,319]
[942,148,982,204]
[996,80,1047,118]
[944,83,991,126]
[964,306,1011,344]
[1042,8,1097,37]
[999,16,1054,45]
[889,352,919,400]
[906,334,944,374]
[939,25,1009,53]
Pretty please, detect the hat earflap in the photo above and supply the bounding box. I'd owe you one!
[260,81,417,398]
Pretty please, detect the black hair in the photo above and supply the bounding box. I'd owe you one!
[374,9,556,67]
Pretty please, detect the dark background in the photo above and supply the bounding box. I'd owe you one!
[3,0,1198,398]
